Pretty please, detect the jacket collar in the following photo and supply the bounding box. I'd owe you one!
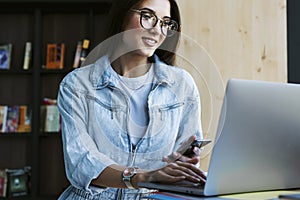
[89,54,175,89]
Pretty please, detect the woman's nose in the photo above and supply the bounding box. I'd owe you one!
[149,21,162,35]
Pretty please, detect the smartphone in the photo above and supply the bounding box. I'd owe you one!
[165,137,211,162]
[173,135,194,154]
[175,136,212,155]
[182,139,212,156]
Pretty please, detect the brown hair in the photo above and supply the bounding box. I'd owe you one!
[106,0,181,65]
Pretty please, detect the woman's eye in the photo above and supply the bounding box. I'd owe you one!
[161,20,170,26]
[142,13,154,20]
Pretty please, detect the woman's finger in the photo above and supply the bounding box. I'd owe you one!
[175,161,207,181]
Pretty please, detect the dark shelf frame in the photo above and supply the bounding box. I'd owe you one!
[287,0,300,84]
[0,1,111,199]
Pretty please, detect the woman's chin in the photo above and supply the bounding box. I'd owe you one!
[137,49,156,58]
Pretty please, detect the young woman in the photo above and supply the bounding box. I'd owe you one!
[57,0,206,199]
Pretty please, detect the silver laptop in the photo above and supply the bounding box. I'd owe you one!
[138,79,300,196]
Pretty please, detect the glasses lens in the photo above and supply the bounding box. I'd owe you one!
[137,10,178,37]
[140,11,157,29]
[161,20,178,37]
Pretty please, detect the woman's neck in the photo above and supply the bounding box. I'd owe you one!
[111,53,151,78]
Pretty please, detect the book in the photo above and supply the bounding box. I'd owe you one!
[0,43,12,69]
[78,39,90,67]
[72,40,82,68]
[40,98,58,132]
[40,104,60,132]
[22,42,32,70]
[17,106,31,133]
[44,105,60,132]
[0,105,8,133]
[46,43,65,69]
[0,169,7,197]
[5,106,19,132]
[6,166,31,197]
[42,97,57,105]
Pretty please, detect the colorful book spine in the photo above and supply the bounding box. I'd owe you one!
[17,106,31,133]
[73,40,82,68]
[44,105,60,132]
[23,42,32,70]
[5,106,19,133]
[0,44,12,70]
[0,105,8,133]
[78,39,90,67]
[0,169,7,197]
[46,43,65,69]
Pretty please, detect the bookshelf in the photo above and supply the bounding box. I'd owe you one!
[0,0,111,199]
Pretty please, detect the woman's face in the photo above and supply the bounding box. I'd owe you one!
[121,0,171,58]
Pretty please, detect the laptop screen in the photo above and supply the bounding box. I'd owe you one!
[205,79,300,196]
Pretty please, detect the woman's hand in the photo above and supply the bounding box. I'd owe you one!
[163,146,201,165]
[132,146,206,188]
[134,159,206,188]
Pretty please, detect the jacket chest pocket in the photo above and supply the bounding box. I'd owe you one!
[149,102,184,136]
[86,95,127,132]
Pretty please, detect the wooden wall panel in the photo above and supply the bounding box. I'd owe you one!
[176,0,287,170]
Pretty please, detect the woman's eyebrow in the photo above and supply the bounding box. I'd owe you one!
[138,7,171,19]
[139,7,154,12]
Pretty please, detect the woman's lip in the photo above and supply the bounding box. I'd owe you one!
[142,37,158,47]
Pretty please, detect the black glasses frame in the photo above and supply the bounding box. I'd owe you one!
[131,9,178,37]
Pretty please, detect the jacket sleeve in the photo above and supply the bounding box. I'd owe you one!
[174,70,203,155]
[57,78,116,193]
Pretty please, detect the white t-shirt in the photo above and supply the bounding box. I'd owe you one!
[109,64,154,146]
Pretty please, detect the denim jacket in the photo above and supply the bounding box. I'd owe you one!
[57,55,203,200]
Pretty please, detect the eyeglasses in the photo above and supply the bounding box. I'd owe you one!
[131,9,179,37]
